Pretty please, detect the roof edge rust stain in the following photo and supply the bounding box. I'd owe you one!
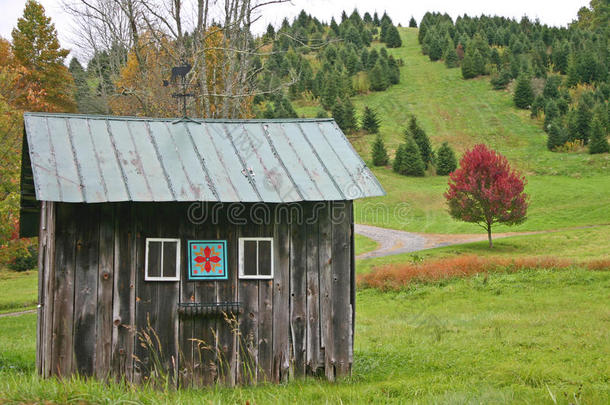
[21,112,386,203]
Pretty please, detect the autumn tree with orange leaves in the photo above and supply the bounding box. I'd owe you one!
[1,0,75,266]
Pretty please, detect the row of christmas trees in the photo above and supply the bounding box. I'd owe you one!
[361,108,458,176]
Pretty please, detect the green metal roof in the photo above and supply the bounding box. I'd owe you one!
[22,112,385,204]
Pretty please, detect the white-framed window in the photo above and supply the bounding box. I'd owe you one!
[145,238,181,281]
[239,237,274,279]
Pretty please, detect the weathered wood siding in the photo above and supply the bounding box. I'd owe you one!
[37,201,354,384]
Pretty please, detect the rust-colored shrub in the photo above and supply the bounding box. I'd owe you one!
[357,255,607,291]
[586,259,610,271]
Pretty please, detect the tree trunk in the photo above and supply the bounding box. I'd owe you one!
[487,224,493,248]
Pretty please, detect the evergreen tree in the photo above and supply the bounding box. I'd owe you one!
[367,49,378,70]
[546,120,566,150]
[385,25,402,48]
[530,95,545,118]
[490,68,511,90]
[409,16,417,28]
[543,75,562,99]
[371,135,389,166]
[265,24,275,40]
[436,142,457,175]
[369,61,389,91]
[342,97,357,131]
[395,137,426,176]
[490,48,501,68]
[588,118,610,154]
[393,144,406,173]
[331,100,345,130]
[380,21,390,42]
[461,50,478,79]
[11,0,75,112]
[68,57,95,113]
[360,48,369,68]
[405,116,433,167]
[543,99,559,132]
[273,93,298,118]
[575,102,592,143]
[361,106,380,133]
[330,17,340,36]
[473,49,485,76]
[363,12,372,24]
[387,56,400,84]
[566,53,579,87]
[513,75,534,109]
[321,71,339,109]
[444,46,459,68]
[428,35,443,61]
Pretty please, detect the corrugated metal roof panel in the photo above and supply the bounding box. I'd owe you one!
[23,112,386,203]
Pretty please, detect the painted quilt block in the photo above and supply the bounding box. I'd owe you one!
[188,240,228,280]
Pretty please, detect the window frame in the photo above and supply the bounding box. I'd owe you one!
[145,238,181,281]
[238,237,274,280]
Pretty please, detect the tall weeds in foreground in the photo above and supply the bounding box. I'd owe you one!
[358,256,610,291]
[133,314,177,390]
[134,312,263,389]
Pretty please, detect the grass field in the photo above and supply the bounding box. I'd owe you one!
[355,233,379,256]
[1,268,609,403]
[296,28,610,234]
[0,270,37,314]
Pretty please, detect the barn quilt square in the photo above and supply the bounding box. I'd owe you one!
[188,240,228,280]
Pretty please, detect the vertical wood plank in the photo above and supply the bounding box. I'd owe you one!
[73,204,100,376]
[290,206,307,378]
[349,202,355,363]
[36,202,48,375]
[257,219,274,383]
[318,202,334,381]
[96,204,115,379]
[51,203,77,378]
[272,215,290,382]
[237,219,259,385]
[215,204,238,386]
[178,203,196,388]
[42,201,56,378]
[111,203,135,381]
[305,203,322,375]
[331,201,352,378]
[154,204,180,384]
[37,202,55,375]
[133,204,157,383]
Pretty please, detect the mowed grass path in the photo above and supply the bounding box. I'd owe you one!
[1,269,609,403]
[296,28,610,234]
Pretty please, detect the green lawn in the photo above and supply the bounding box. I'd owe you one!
[296,28,610,234]
[355,233,379,256]
[0,270,37,314]
[1,268,609,403]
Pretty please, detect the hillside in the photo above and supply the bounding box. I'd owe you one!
[296,28,610,234]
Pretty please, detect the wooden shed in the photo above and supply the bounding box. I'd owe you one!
[19,112,385,386]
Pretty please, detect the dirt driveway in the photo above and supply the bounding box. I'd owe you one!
[355,224,541,259]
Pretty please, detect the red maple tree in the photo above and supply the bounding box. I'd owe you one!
[444,144,528,247]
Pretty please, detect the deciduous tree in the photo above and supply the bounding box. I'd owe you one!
[445,144,528,247]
